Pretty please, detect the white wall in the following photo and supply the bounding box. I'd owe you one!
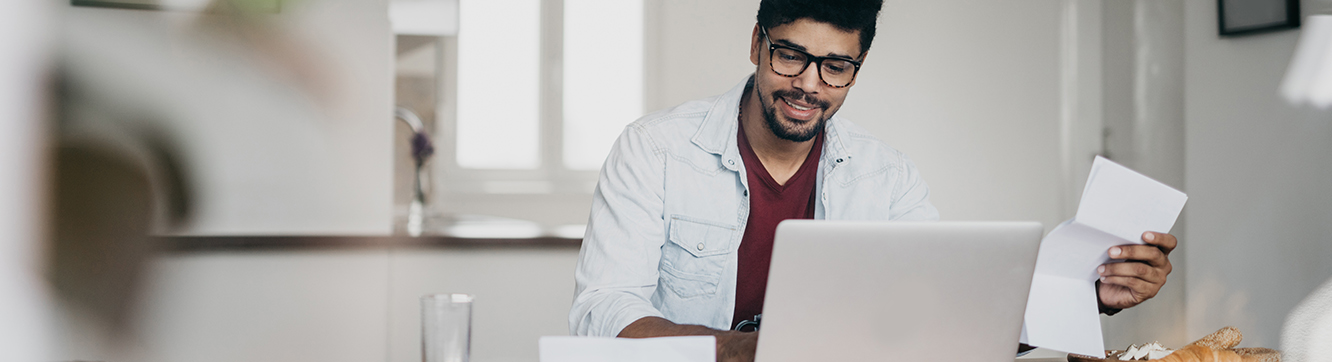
[1183,0,1332,348]
[846,0,1070,228]
[645,0,759,111]
[1097,0,1190,348]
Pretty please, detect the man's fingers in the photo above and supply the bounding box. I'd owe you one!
[1099,275,1159,300]
[1099,261,1166,284]
[1142,232,1178,254]
[1109,244,1169,267]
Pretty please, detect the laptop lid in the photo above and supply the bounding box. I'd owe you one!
[754,221,1043,362]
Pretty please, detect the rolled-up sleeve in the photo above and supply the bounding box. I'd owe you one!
[569,124,669,337]
[889,154,940,221]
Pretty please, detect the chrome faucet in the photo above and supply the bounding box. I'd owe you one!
[395,107,433,236]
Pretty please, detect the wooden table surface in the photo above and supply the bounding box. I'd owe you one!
[1018,347,1072,362]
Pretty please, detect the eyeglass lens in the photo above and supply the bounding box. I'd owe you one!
[770,48,857,87]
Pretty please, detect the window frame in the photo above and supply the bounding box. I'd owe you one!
[430,0,649,201]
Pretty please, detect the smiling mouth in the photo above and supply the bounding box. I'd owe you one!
[783,97,813,111]
[777,95,823,121]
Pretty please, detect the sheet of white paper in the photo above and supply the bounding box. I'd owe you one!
[539,336,716,362]
[1077,157,1188,242]
[1021,156,1187,357]
[1021,222,1119,357]
[1036,221,1128,282]
[1023,274,1104,356]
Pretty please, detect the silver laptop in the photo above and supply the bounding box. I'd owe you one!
[754,221,1043,362]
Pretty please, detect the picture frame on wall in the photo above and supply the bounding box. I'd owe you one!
[1218,0,1301,37]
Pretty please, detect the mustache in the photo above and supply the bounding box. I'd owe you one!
[771,89,830,110]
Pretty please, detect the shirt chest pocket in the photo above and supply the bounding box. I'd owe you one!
[659,215,739,299]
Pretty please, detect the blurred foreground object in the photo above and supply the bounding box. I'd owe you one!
[1282,277,1332,362]
[1281,15,1332,109]
[0,1,53,361]
[48,0,392,358]
[1270,12,1332,362]
[48,106,193,337]
[60,0,393,236]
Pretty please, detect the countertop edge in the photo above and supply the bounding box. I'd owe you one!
[156,235,583,252]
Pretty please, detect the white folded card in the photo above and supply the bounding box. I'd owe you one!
[539,336,715,362]
[1020,156,1188,357]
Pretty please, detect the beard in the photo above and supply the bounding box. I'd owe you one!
[758,87,831,142]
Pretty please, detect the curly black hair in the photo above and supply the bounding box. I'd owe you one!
[756,0,884,55]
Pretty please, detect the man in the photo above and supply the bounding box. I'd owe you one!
[569,1,1178,361]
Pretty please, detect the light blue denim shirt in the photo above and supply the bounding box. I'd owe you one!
[569,75,939,337]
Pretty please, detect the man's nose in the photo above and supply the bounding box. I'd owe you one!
[792,62,821,93]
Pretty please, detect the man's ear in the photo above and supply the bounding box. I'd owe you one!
[750,24,762,66]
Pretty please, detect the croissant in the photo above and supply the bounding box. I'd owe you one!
[1152,345,1244,362]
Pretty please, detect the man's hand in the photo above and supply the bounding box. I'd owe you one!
[619,317,758,362]
[715,330,759,362]
[1097,231,1177,309]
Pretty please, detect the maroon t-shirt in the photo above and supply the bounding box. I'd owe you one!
[730,122,824,329]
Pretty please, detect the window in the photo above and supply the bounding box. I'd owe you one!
[445,0,644,195]
[456,0,541,169]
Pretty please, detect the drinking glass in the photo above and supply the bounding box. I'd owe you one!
[421,293,473,362]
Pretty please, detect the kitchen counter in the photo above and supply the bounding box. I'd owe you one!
[158,235,582,252]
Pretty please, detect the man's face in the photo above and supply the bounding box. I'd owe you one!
[748,18,864,142]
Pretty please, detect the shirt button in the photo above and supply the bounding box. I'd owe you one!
[696,243,705,251]
[836,158,844,163]
[821,193,828,201]
[727,159,735,166]
[743,190,748,196]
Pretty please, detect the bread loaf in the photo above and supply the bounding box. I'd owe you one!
[1189,326,1243,350]
[1234,348,1281,362]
